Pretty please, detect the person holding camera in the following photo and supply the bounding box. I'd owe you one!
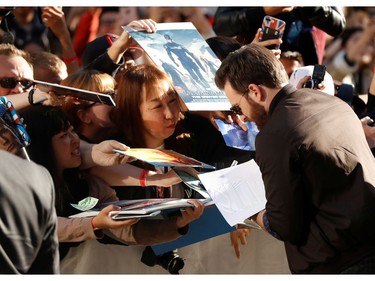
[288,64,335,96]
[215,44,375,273]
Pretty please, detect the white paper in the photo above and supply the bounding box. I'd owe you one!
[198,160,266,226]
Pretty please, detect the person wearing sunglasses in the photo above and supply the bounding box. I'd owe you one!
[215,43,375,274]
[0,43,33,93]
[0,43,49,111]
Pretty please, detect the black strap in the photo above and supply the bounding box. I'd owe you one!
[28,88,36,105]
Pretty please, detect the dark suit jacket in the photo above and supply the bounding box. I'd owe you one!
[0,150,59,274]
[256,84,375,273]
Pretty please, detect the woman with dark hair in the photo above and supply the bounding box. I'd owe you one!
[21,105,204,267]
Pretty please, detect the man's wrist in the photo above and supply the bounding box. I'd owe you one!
[28,88,48,105]
[28,88,36,105]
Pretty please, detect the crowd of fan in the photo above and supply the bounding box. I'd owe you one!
[1,6,375,275]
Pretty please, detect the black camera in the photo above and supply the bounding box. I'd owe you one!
[302,64,327,89]
[141,246,185,274]
[334,82,354,105]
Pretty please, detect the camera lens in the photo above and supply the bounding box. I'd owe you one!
[157,251,185,274]
[141,246,185,274]
[302,80,314,89]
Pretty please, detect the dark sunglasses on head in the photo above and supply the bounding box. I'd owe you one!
[0,78,34,90]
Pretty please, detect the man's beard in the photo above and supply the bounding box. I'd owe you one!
[247,98,268,131]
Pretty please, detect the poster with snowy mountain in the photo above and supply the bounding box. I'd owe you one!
[123,22,231,111]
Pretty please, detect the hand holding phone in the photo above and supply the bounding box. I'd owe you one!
[302,64,327,89]
[259,16,286,50]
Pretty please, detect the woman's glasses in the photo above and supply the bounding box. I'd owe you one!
[0,77,34,90]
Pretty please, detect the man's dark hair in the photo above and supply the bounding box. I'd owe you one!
[215,44,289,93]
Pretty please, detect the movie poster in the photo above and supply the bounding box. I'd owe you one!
[123,22,231,111]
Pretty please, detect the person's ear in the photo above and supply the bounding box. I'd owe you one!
[76,109,92,125]
[247,84,266,102]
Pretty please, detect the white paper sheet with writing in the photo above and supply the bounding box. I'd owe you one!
[198,159,266,226]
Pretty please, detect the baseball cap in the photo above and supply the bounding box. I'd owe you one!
[82,33,144,67]
[289,65,335,96]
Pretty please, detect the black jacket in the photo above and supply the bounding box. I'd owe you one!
[256,84,375,273]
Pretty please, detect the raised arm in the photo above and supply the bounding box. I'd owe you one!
[41,7,80,74]
[85,18,157,75]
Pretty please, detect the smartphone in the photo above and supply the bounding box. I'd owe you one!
[303,64,327,89]
[259,16,286,49]
[311,64,326,84]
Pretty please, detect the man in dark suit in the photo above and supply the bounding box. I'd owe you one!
[215,44,375,273]
[0,150,59,273]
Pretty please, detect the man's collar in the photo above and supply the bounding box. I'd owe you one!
[268,84,297,116]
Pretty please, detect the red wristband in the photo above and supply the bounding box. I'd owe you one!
[63,55,79,64]
[373,65,375,73]
[91,217,97,229]
[140,169,148,187]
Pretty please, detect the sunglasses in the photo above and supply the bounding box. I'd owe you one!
[229,91,247,115]
[230,104,243,115]
[0,78,34,90]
